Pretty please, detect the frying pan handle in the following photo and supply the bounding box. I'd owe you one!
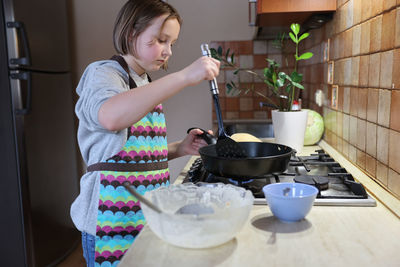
[187,127,217,145]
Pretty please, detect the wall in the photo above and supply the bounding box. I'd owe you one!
[211,0,400,199]
[68,0,255,181]
[308,0,400,199]
[209,39,299,121]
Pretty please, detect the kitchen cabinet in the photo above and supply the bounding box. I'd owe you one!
[255,0,336,27]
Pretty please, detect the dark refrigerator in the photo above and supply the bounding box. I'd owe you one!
[0,0,81,266]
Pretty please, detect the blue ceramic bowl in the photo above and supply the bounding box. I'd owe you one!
[262,182,318,222]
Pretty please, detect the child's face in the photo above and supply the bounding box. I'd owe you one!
[133,15,180,74]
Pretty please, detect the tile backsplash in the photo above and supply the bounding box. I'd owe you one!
[211,1,400,199]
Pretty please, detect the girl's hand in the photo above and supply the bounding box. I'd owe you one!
[180,128,213,156]
[181,56,220,86]
[169,128,213,159]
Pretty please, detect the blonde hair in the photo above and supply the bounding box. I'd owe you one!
[113,0,182,69]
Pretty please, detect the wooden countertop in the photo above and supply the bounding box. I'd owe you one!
[119,141,400,267]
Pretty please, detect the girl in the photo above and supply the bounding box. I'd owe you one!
[70,0,219,266]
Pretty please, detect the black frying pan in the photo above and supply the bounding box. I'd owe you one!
[189,128,294,179]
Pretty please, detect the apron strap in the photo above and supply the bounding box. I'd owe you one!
[110,55,152,88]
[87,161,168,172]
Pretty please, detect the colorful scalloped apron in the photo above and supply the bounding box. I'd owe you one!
[88,56,170,266]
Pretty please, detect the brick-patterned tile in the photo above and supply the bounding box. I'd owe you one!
[357,118,366,151]
[352,24,361,56]
[239,111,254,119]
[361,0,372,22]
[357,88,368,119]
[371,0,383,16]
[396,7,400,48]
[390,90,400,132]
[343,58,352,86]
[239,97,253,111]
[331,36,338,60]
[253,55,267,68]
[367,88,379,123]
[267,40,282,55]
[225,97,239,111]
[238,41,253,55]
[226,111,239,120]
[359,55,369,87]
[383,0,397,11]
[381,9,396,50]
[351,56,360,86]
[389,129,400,173]
[344,29,353,58]
[378,89,391,127]
[360,21,371,54]
[218,84,227,97]
[238,55,254,69]
[342,140,350,158]
[353,0,362,25]
[380,50,393,89]
[254,111,268,119]
[338,86,344,112]
[338,32,345,59]
[368,52,381,88]
[388,169,400,197]
[376,161,389,185]
[225,69,239,85]
[349,115,358,146]
[356,149,366,169]
[343,113,350,141]
[225,41,240,55]
[366,154,377,177]
[369,15,382,53]
[216,72,225,83]
[343,87,350,114]
[377,125,389,164]
[393,48,400,89]
[253,40,267,55]
[366,121,377,157]
[337,136,343,153]
[350,87,359,116]
[239,70,254,83]
[337,111,343,137]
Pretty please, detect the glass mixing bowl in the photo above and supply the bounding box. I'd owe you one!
[141,183,254,249]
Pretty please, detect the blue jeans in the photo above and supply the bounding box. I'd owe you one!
[81,232,95,267]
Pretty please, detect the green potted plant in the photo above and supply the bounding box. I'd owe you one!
[211,23,314,152]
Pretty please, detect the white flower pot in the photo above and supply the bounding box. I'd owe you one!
[271,110,309,153]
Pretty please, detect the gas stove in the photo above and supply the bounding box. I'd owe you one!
[183,149,376,206]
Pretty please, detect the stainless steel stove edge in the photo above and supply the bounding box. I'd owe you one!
[254,195,377,207]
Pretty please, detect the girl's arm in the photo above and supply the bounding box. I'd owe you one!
[98,56,220,131]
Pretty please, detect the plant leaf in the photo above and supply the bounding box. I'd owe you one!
[289,32,297,44]
[298,52,314,60]
[292,82,304,89]
[266,58,277,66]
[225,48,230,60]
[217,46,223,56]
[290,71,303,83]
[272,72,277,84]
[233,69,240,75]
[210,48,218,59]
[291,23,300,35]
[298,32,310,42]
[285,84,293,93]
[277,77,285,87]
[230,53,235,64]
